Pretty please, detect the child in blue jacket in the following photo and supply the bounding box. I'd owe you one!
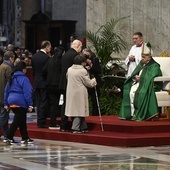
[4,61,34,145]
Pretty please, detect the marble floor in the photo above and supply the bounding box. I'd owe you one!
[0,137,170,170]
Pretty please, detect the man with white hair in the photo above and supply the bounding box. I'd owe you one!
[119,42,162,121]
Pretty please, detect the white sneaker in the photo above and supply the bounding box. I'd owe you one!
[3,137,8,143]
[49,125,60,130]
[6,139,17,145]
[21,138,34,144]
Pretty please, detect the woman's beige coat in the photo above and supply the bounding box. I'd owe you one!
[65,65,97,117]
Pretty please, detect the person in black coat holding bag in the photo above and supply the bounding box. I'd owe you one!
[43,46,65,129]
[59,40,82,131]
[32,40,51,128]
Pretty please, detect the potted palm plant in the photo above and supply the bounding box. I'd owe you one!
[84,17,127,115]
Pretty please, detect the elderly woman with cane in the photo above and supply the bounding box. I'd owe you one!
[65,53,97,133]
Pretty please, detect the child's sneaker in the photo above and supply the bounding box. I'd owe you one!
[6,139,17,145]
[3,137,8,143]
[21,138,34,144]
[27,138,34,144]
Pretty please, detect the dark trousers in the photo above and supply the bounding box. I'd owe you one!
[35,88,48,126]
[60,91,69,130]
[0,104,9,137]
[88,86,100,116]
[47,86,61,126]
[2,119,9,137]
[7,108,29,140]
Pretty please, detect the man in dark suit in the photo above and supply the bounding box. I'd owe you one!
[32,40,51,128]
[43,46,65,129]
[59,40,82,131]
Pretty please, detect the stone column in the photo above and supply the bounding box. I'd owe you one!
[2,0,12,44]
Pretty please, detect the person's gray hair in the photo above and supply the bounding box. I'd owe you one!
[3,51,14,60]
[40,40,51,49]
[82,48,91,53]
[74,53,86,64]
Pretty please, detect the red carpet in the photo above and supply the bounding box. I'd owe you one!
[14,115,170,147]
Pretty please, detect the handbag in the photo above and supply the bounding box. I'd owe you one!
[0,106,9,127]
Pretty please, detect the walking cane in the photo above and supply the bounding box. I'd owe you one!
[94,86,104,131]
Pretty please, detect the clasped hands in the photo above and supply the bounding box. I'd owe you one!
[132,75,140,83]
[129,55,135,62]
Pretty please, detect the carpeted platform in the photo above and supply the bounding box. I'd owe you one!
[13,115,170,147]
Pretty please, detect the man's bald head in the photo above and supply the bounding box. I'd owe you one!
[71,40,82,53]
[7,44,14,51]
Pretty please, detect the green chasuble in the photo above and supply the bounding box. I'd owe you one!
[119,58,162,121]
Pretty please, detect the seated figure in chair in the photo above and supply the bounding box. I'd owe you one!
[119,42,163,121]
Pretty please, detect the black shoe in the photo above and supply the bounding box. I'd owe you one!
[6,138,17,145]
[38,125,49,128]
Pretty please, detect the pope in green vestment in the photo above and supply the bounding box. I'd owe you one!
[119,43,162,121]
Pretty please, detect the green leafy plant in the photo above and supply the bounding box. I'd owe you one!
[84,17,127,74]
[100,88,122,115]
[84,17,128,115]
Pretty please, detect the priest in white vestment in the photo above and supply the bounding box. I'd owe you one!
[125,32,143,77]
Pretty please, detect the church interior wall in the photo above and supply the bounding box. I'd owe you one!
[52,0,86,40]
[87,0,170,58]
[1,0,170,58]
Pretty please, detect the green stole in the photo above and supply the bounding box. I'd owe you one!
[119,58,162,121]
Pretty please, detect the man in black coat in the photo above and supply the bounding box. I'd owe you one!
[43,47,65,129]
[83,48,102,116]
[59,40,82,131]
[32,40,51,128]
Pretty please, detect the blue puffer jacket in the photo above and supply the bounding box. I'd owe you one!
[4,71,33,109]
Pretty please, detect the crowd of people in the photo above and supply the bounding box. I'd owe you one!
[0,37,102,144]
[0,44,33,67]
[0,31,163,144]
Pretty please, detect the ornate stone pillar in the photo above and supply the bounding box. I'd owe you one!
[1,0,12,45]
[14,0,22,46]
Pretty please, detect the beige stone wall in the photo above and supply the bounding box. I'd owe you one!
[87,0,170,58]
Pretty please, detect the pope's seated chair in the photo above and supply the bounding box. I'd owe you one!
[154,56,170,119]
